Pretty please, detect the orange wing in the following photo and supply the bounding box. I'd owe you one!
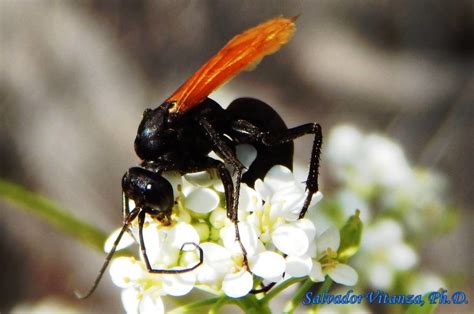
[167,16,297,113]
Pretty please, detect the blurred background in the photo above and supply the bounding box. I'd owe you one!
[0,0,472,312]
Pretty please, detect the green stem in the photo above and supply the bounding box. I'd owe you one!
[283,278,314,314]
[169,297,223,314]
[209,296,228,314]
[0,179,106,251]
[250,294,272,314]
[236,294,270,314]
[311,278,333,313]
[261,277,305,304]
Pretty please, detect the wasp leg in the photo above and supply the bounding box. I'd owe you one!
[75,207,140,299]
[122,192,130,222]
[232,120,323,219]
[138,210,203,274]
[199,118,249,268]
[204,158,235,222]
[122,193,140,243]
[251,281,277,294]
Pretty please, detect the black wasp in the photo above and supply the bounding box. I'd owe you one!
[77,16,322,298]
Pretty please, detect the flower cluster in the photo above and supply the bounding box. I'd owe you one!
[324,125,452,233]
[322,125,450,293]
[105,163,358,313]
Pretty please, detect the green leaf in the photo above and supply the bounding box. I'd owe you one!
[338,209,363,262]
[0,178,107,251]
[405,291,438,314]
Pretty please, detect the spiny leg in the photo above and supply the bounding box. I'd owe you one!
[232,120,323,219]
[231,166,249,268]
[137,210,203,274]
[75,207,140,299]
[199,118,249,268]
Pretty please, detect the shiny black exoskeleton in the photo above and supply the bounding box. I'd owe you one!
[130,96,322,258]
[77,97,322,299]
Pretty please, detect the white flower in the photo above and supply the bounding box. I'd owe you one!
[279,225,358,286]
[310,227,359,286]
[103,162,334,312]
[408,273,446,295]
[325,124,412,191]
[354,219,418,289]
[254,165,323,221]
[109,257,165,314]
[195,242,254,297]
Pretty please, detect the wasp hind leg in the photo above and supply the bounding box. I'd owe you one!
[231,120,323,219]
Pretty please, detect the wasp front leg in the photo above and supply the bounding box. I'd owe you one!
[137,210,203,274]
[231,120,323,219]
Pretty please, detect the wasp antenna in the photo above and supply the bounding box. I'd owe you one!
[75,208,139,299]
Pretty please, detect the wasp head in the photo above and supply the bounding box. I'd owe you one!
[122,167,174,218]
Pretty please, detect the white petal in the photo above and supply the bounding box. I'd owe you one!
[222,270,253,298]
[196,263,221,284]
[213,181,225,193]
[139,293,165,314]
[365,134,411,187]
[180,176,197,196]
[121,288,140,314]
[364,219,402,248]
[294,219,317,242]
[209,207,228,229]
[310,261,325,282]
[162,269,196,296]
[409,273,446,295]
[109,257,144,288]
[273,192,306,221]
[140,225,164,265]
[327,263,358,286]
[309,191,324,208]
[186,188,220,214]
[167,222,200,249]
[221,222,259,256]
[368,263,393,289]
[317,227,340,254]
[184,171,213,186]
[238,184,262,212]
[254,179,272,201]
[249,251,286,279]
[387,243,418,270]
[200,243,233,274]
[263,274,284,284]
[104,228,135,253]
[272,224,309,257]
[286,255,313,277]
[326,125,363,165]
[236,144,257,169]
[264,165,297,191]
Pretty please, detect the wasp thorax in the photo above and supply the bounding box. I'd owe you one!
[122,167,174,214]
[134,105,173,160]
